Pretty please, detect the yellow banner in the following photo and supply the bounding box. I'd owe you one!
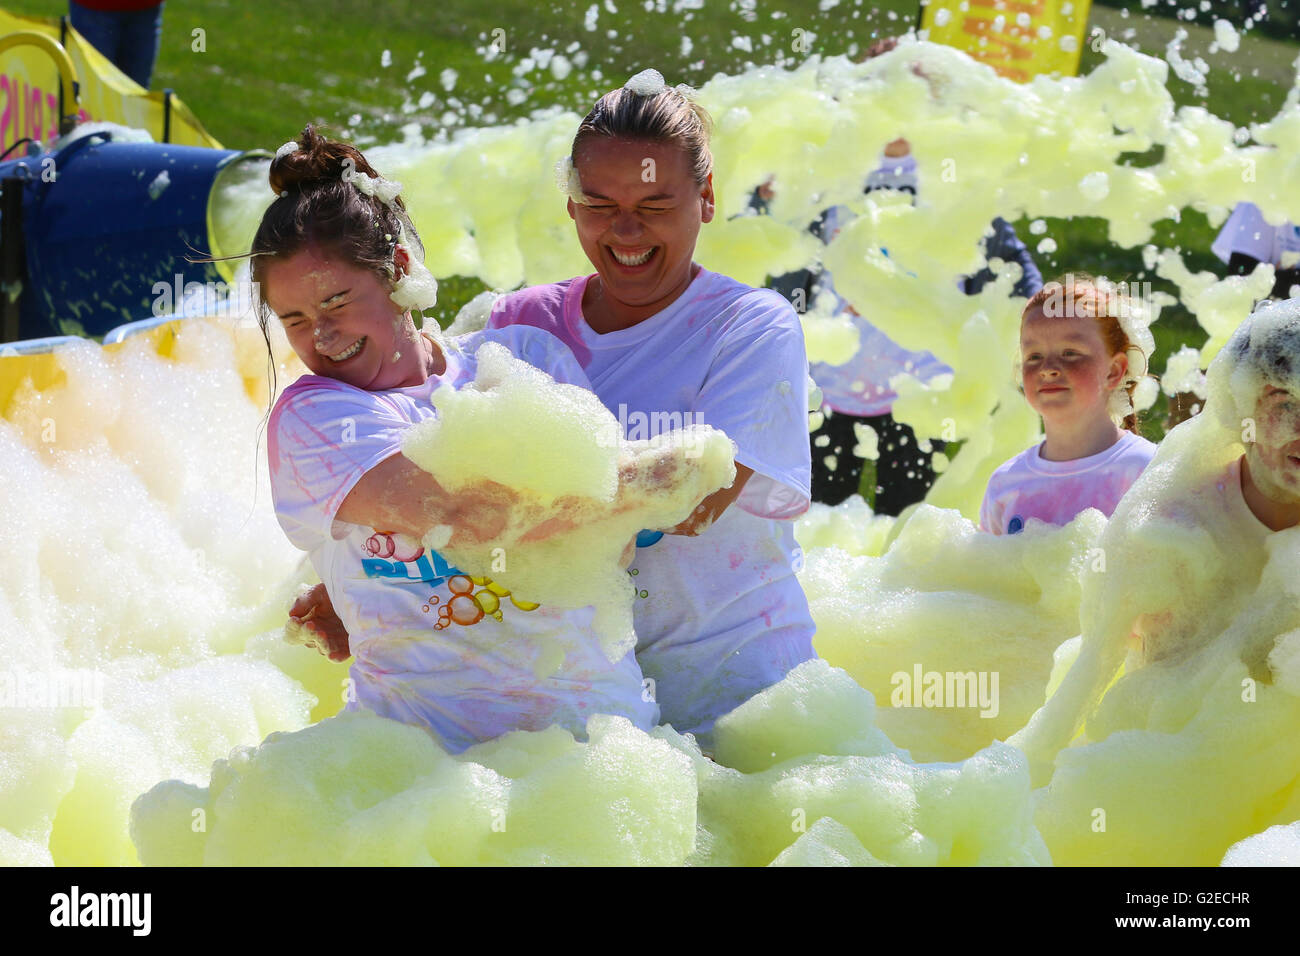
[920,0,1092,82]
[0,8,219,153]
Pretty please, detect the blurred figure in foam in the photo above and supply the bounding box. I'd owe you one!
[1213,201,1300,302]
[765,35,1042,514]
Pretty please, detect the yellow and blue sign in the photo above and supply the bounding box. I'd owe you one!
[920,0,1092,81]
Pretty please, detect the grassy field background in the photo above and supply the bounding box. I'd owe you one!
[4,0,1297,491]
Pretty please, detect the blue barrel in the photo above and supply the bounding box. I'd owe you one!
[0,133,252,341]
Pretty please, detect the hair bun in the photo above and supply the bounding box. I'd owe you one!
[269,124,381,196]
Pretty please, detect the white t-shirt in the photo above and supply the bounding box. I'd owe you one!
[1211,202,1300,271]
[487,266,817,741]
[979,430,1158,535]
[267,325,658,753]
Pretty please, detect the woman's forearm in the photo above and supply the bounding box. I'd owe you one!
[336,452,516,544]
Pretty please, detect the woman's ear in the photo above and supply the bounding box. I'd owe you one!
[1108,351,1130,390]
[393,244,411,281]
[700,173,715,225]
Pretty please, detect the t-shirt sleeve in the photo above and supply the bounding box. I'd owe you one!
[268,382,413,551]
[485,292,513,331]
[980,462,1011,534]
[695,291,812,519]
[978,489,999,534]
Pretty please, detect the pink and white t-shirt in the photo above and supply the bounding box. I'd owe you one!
[268,324,658,753]
[979,430,1158,535]
[487,266,816,742]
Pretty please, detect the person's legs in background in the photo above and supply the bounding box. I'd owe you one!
[872,413,944,517]
[809,409,868,506]
[116,3,164,90]
[810,410,944,514]
[68,2,123,75]
[68,2,164,90]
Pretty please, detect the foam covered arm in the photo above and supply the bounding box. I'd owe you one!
[335,452,516,545]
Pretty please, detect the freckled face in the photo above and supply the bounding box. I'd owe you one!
[1247,384,1300,500]
[1020,305,1126,425]
[568,137,714,317]
[264,246,425,390]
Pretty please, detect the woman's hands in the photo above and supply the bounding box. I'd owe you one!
[666,462,753,536]
[288,583,351,662]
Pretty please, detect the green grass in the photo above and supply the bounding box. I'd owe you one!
[5,0,1297,451]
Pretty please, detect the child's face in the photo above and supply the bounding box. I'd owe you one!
[1246,384,1300,501]
[568,136,714,313]
[264,245,422,390]
[1020,305,1126,425]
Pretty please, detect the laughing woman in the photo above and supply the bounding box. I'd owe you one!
[485,74,817,745]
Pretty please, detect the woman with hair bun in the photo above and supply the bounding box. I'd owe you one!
[257,125,662,753]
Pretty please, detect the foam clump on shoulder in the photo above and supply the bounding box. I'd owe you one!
[402,339,735,659]
[444,290,499,336]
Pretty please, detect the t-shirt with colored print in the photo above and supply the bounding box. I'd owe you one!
[979,430,1158,535]
[486,266,817,743]
[268,324,658,753]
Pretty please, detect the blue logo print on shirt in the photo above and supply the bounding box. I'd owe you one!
[635,529,664,548]
[362,548,462,588]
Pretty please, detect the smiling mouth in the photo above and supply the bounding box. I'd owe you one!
[326,337,366,362]
[609,246,657,267]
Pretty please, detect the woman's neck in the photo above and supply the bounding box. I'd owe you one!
[420,329,447,377]
[1040,411,1123,462]
[583,263,701,334]
[1240,453,1300,531]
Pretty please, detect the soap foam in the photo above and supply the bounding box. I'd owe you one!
[401,340,736,659]
[8,35,1300,866]
[1011,299,1300,864]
